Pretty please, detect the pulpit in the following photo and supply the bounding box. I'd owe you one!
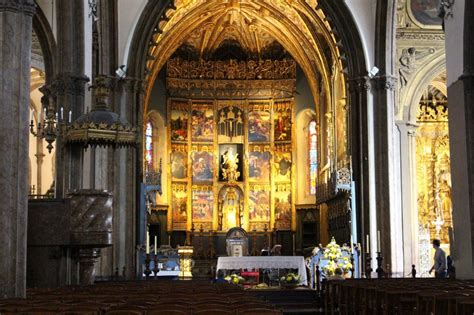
[226,227,249,257]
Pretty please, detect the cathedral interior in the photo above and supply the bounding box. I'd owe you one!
[2,0,474,312]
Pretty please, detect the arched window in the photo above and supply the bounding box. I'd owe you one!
[145,121,153,172]
[308,120,317,194]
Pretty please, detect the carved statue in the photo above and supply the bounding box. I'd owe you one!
[221,147,240,182]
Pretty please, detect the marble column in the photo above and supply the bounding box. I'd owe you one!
[0,0,36,298]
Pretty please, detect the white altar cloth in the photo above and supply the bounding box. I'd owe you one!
[216,256,308,285]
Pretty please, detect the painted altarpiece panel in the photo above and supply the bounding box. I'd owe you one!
[172,183,188,229]
[192,186,213,222]
[249,185,270,221]
[170,144,187,180]
[274,184,292,230]
[274,144,292,182]
[170,101,189,142]
[191,102,214,142]
[274,101,292,142]
[248,145,271,182]
[248,104,271,142]
[191,145,214,183]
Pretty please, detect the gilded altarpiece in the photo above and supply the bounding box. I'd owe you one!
[167,98,295,232]
[416,94,452,245]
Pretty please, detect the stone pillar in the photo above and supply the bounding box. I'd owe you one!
[53,0,88,197]
[397,121,419,273]
[0,0,36,298]
[347,76,373,266]
[447,1,474,279]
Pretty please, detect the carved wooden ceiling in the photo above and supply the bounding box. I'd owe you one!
[180,1,279,59]
[143,0,346,117]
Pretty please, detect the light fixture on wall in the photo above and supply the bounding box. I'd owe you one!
[29,104,71,153]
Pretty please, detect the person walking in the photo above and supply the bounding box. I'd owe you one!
[429,239,447,278]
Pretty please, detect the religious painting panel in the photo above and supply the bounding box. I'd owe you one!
[217,104,244,143]
[274,101,292,142]
[191,186,213,221]
[170,101,189,142]
[170,144,187,180]
[274,184,292,230]
[274,144,292,182]
[249,185,270,221]
[172,184,188,228]
[248,144,271,182]
[191,102,214,142]
[248,103,271,142]
[409,0,442,26]
[191,145,214,183]
[219,144,244,182]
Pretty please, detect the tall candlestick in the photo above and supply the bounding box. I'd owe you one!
[60,107,64,120]
[43,108,46,121]
[154,235,157,255]
[366,234,370,253]
[69,110,72,123]
[377,230,381,252]
[146,231,150,254]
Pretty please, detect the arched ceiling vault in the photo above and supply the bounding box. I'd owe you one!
[143,0,345,117]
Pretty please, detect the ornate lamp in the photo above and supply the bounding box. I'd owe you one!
[29,102,69,153]
[65,75,137,148]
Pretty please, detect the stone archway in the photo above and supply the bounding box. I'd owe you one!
[125,0,369,259]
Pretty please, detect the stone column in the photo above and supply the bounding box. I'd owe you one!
[396,121,419,273]
[372,75,402,275]
[0,0,36,298]
[447,1,474,279]
[347,76,372,266]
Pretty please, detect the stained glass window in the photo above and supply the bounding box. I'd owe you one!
[145,121,153,171]
[308,120,317,195]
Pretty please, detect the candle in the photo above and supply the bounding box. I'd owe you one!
[377,230,381,252]
[55,112,58,121]
[60,107,64,120]
[154,235,157,255]
[366,234,370,254]
[43,108,46,121]
[69,110,72,123]
[146,231,150,254]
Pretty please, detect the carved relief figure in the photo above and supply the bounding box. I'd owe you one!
[220,146,241,182]
[218,106,244,142]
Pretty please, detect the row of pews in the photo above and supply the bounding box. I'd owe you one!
[0,281,282,314]
[324,278,474,314]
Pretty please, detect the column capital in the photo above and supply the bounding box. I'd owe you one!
[347,76,371,93]
[371,75,398,91]
[0,0,36,16]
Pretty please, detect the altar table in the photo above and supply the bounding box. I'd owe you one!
[216,256,308,285]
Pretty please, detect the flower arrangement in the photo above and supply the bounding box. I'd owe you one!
[280,272,301,285]
[322,237,353,276]
[224,274,245,285]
